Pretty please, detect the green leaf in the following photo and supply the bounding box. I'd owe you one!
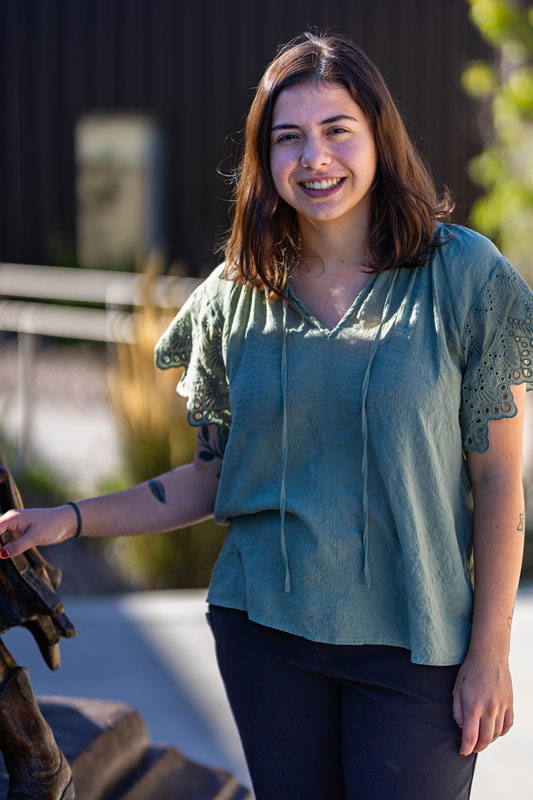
[462,61,498,97]
[468,0,517,44]
[508,68,533,112]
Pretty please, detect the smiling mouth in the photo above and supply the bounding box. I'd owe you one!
[298,176,346,199]
[300,177,345,190]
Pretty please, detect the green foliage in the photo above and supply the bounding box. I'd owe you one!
[469,0,525,44]
[463,0,533,283]
[0,436,72,508]
[462,61,498,96]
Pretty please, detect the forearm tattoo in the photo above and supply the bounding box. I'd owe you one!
[198,425,223,478]
[148,479,166,504]
[517,512,525,532]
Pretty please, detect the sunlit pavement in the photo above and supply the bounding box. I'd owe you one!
[3,585,533,798]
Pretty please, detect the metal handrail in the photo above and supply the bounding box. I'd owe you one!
[0,300,138,343]
[0,262,202,464]
[0,262,202,310]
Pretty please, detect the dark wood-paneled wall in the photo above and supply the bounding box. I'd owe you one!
[0,0,488,274]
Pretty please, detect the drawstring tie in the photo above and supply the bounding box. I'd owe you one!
[360,268,399,588]
[280,298,291,592]
[279,268,398,593]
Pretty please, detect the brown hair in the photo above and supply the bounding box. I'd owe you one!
[222,31,453,300]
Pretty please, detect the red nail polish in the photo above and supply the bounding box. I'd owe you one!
[460,754,467,758]
[0,549,8,559]
[459,726,463,732]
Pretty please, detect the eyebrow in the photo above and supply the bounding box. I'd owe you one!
[271,114,358,132]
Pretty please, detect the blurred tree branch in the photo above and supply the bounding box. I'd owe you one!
[463,0,533,282]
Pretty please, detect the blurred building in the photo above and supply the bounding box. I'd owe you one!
[0,0,488,275]
[76,114,166,269]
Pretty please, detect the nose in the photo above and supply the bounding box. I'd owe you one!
[300,135,332,169]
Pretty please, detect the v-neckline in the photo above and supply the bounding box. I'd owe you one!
[287,270,381,334]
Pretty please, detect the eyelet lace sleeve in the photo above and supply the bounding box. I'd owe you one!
[154,285,231,450]
[459,256,533,452]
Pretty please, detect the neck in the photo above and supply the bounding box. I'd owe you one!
[297,210,371,274]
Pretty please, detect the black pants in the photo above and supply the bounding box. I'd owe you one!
[206,604,477,800]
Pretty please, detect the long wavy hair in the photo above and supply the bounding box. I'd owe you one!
[222,31,454,300]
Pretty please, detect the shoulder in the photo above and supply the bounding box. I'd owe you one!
[432,223,506,328]
[166,263,251,336]
[154,263,250,367]
[185,262,238,310]
[435,223,503,285]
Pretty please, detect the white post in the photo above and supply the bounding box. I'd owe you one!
[17,331,36,467]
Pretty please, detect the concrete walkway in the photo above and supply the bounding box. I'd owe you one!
[3,584,533,798]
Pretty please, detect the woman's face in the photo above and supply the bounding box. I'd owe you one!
[269,81,377,231]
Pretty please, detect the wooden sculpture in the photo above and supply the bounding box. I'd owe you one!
[0,456,76,800]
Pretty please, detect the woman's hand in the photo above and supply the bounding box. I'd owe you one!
[0,505,77,558]
[452,648,514,757]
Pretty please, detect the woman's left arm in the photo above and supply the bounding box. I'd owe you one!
[454,382,527,757]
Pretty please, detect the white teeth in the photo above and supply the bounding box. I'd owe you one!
[302,177,342,190]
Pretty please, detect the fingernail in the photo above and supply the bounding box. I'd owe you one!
[0,549,9,559]
[460,754,468,758]
[459,726,463,732]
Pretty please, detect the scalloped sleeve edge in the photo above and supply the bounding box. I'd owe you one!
[154,307,231,448]
[459,258,533,453]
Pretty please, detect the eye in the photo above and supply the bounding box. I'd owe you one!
[274,132,299,143]
[327,126,350,136]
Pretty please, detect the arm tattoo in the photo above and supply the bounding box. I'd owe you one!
[198,426,223,478]
[148,479,166,504]
[517,512,525,532]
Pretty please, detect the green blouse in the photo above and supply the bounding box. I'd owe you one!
[155,224,533,665]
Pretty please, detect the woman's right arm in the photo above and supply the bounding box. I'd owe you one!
[0,424,223,559]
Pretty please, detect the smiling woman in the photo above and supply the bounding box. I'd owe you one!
[0,29,531,800]
[223,32,453,303]
[269,83,377,231]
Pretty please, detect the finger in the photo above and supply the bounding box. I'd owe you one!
[0,529,37,559]
[0,509,25,535]
[0,528,23,549]
[501,707,514,736]
[452,686,464,730]
[0,510,33,536]
[492,713,505,741]
[473,713,496,753]
[461,713,480,757]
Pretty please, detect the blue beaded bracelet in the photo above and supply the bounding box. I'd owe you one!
[66,501,82,539]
